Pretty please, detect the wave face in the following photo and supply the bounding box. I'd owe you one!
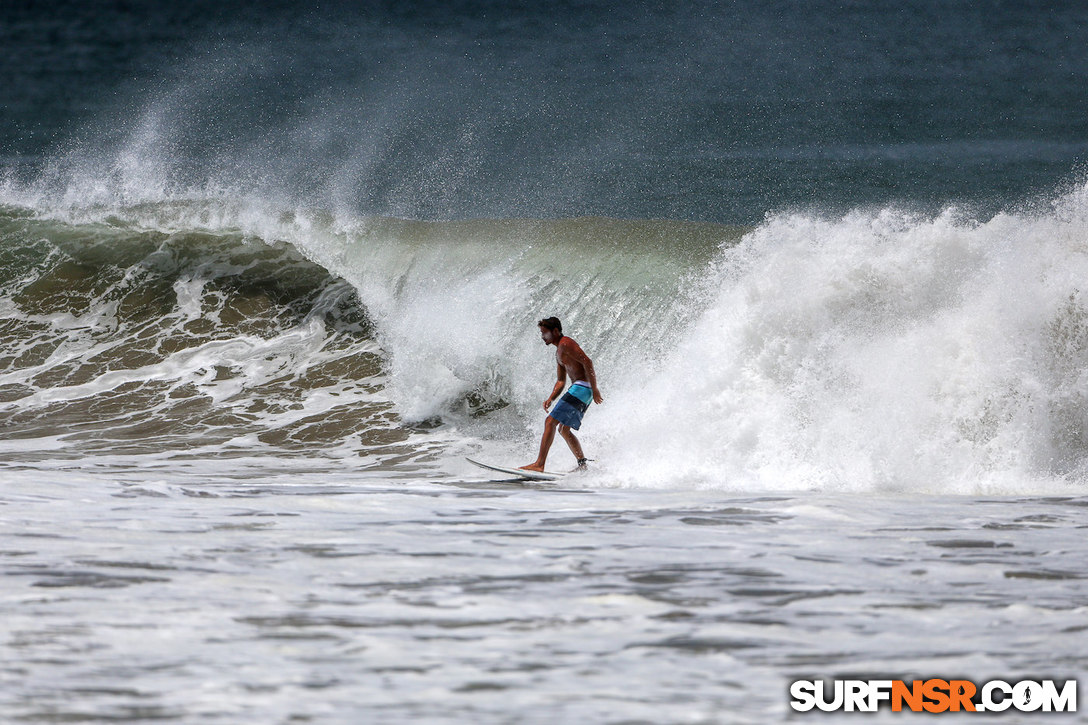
[0,206,405,464]
[5,184,1088,494]
[0,200,734,473]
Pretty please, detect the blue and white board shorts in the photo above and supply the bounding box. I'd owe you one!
[549,382,593,430]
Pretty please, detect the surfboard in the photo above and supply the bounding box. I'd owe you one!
[465,457,564,482]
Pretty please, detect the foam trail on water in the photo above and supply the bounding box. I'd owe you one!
[596,187,1088,494]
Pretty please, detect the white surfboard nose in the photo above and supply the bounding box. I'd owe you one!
[466,457,564,481]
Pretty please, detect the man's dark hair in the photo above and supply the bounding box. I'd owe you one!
[538,317,562,334]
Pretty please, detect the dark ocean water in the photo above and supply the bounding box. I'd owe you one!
[4,0,1088,222]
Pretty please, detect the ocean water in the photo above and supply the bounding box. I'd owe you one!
[2,1,1088,722]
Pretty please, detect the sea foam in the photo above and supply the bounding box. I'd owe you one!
[596,192,1088,493]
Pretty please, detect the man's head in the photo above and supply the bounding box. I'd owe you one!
[538,317,563,345]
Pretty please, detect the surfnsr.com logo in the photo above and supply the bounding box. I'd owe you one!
[790,679,1077,713]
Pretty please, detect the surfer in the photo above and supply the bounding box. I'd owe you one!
[520,317,604,472]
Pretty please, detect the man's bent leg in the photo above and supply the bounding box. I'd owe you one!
[557,424,586,464]
[521,416,559,471]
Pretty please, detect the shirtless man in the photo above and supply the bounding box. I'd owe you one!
[520,317,604,472]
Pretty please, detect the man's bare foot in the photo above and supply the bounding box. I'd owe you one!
[519,463,545,472]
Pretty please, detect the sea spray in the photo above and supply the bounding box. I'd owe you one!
[314,216,730,425]
[596,197,1088,493]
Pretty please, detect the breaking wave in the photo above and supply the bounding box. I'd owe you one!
[4,180,1088,494]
